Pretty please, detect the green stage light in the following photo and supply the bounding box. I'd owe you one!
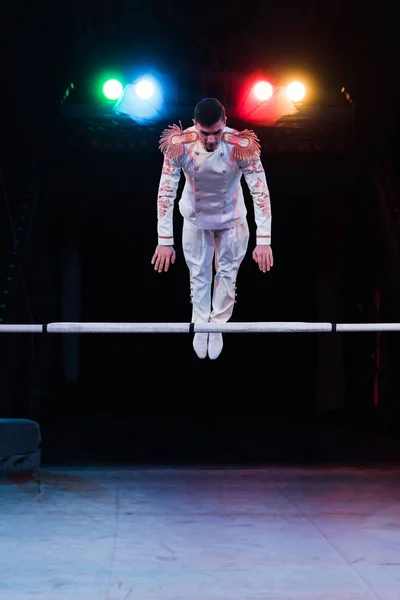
[102,79,123,101]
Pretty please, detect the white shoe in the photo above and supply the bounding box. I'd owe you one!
[193,333,208,359]
[208,333,223,360]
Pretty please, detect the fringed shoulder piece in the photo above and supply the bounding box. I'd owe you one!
[223,129,261,161]
[159,121,198,159]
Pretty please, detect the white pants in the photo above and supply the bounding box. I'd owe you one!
[182,219,249,323]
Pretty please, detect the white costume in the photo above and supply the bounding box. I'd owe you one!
[156,123,271,324]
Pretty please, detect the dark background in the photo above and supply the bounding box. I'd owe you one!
[1,1,400,465]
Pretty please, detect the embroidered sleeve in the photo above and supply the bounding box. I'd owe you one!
[156,154,182,246]
[240,157,272,246]
[159,122,198,159]
[223,129,261,162]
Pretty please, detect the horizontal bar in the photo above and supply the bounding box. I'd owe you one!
[48,322,192,333]
[0,324,43,333]
[192,322,333,333]
[336,323,400,332]
[1,322,400,333]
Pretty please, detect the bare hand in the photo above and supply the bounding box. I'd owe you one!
[252,245,273,273]
[151,245,176,273]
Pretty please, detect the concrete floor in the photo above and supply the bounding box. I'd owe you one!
[1,465,400,599]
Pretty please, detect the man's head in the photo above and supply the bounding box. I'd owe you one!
[193,98,226,152]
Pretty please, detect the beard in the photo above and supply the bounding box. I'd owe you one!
[205,142,219,152]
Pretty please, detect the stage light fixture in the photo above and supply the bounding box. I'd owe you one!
[286,81,306,102]
[102,79,123,101]
[135,78,154,99]
[253,81,274,101]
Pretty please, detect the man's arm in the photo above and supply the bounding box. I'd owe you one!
[157,155,182,246]
[151,155,182,272]
[240,157,271,246]
[240,157,273,272]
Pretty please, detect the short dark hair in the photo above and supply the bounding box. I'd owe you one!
[194,98,226,126]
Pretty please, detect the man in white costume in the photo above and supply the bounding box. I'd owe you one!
[151,98,273,359]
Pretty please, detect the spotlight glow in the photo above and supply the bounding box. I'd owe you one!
[253,81,273,101]
[135,79,154,99]
[102,79,123,101]
[114,71,169,124]
[286,81,306,102]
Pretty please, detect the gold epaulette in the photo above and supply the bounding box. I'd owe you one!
[159,122,198,159]
[222,129,261,161]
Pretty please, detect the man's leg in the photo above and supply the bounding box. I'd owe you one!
[208,222,249,358]
[182,219,215,357]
